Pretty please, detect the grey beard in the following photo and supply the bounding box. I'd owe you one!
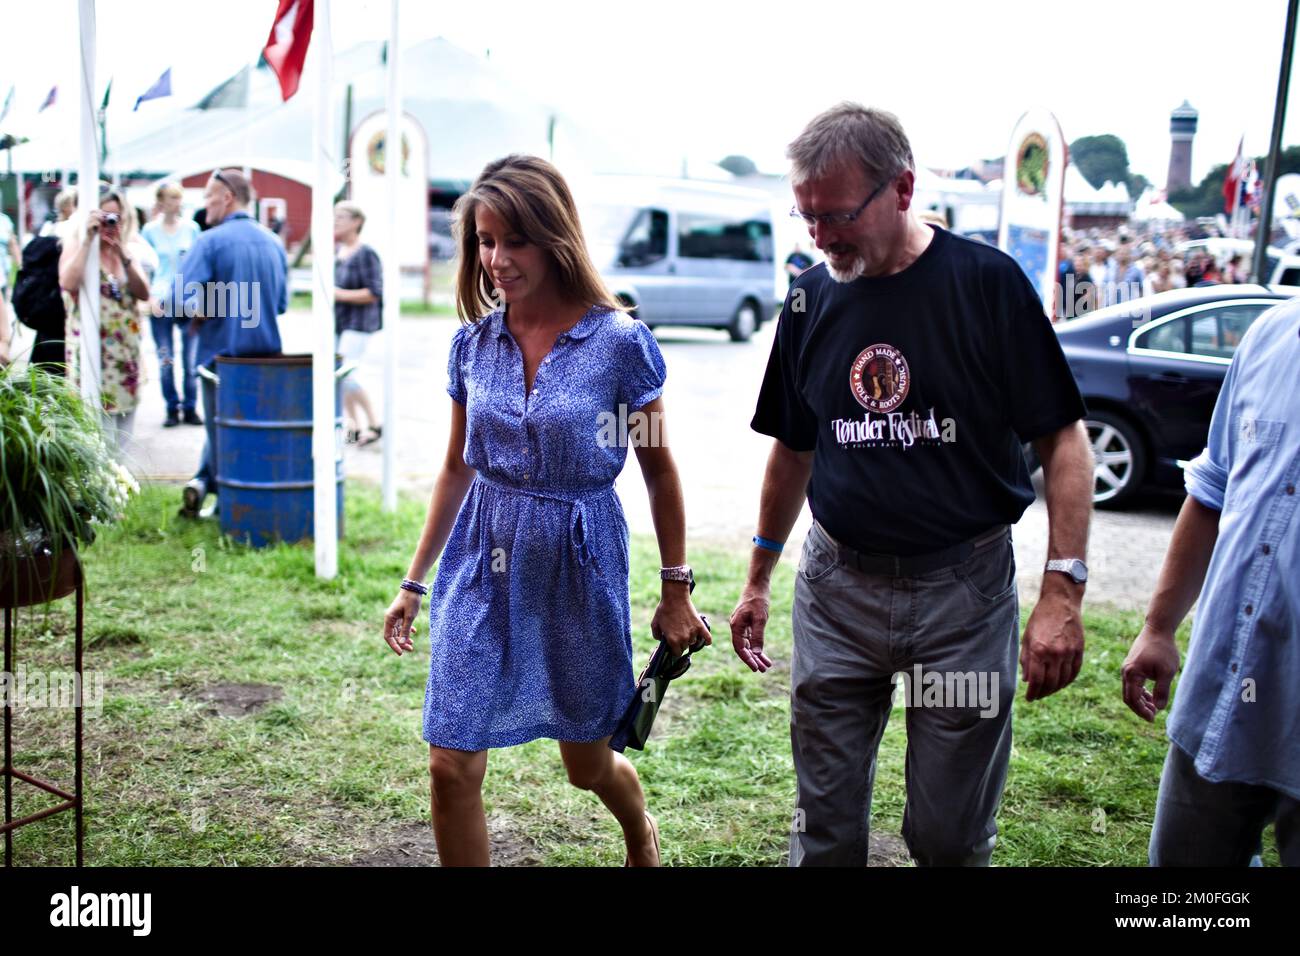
[827,255,866,283]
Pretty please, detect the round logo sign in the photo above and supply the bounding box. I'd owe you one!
[850,344,910,412]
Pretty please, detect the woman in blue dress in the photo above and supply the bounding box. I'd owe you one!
[383,155,709,866]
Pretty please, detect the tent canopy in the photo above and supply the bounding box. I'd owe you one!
[7,37,640,184]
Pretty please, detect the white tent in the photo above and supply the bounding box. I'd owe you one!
[1132,187,1186,222]
[1064,163,1133,217]
[8,37,637,184]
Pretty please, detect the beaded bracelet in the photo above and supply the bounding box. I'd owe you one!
[400,579,429,596]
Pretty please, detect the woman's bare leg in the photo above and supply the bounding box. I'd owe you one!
[559,738,658,866]
[343,390,364,435]
[429,745,490,866]
[353,386,380,432]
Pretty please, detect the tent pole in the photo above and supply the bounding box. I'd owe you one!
[1252,0,1298,283]
[382,0,401,513]
[313,0,339,579]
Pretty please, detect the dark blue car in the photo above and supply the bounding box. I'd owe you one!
[1041,285,1296,507]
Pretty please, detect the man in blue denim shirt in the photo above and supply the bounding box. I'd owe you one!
[1122,296,1300,866]
[176,168,286,519]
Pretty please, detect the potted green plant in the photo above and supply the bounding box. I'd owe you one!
[0,363,138,607]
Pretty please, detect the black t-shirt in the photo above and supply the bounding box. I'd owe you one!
[751,225,1086,556]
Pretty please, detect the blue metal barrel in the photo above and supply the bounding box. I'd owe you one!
[214,354,344,547]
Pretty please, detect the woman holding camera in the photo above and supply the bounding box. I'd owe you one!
[382,155,710,866]
[58,183,151,457]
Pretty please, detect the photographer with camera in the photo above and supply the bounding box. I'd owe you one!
[58,182,151,458]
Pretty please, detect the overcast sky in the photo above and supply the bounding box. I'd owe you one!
[2,0,1297,187]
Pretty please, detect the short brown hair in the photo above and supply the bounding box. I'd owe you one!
[451,154,621,323]
[787,102,915,187]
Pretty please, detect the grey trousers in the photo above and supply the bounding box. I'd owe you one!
[788,520,1019,867]
[1149,742,1300,866]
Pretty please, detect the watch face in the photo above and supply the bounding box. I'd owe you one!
[1069,560,1088,583]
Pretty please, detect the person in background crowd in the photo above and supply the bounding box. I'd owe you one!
[39,189,79,239]
[57,182,151,460]
[0,280,12,367]
[0,209,19,302]
[178,168,286,520]
[1113,247,1145,305]
[785,242,814,287]
[1195,257,1222,286]
[1148,257,1175,294]
[1089,244,1112,292]
[332,200,384,446]
[142,181,203,428]
[1169,257,1187,289]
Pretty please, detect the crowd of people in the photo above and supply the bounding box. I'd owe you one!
[1,174,386,515]
[1054,223,1266,320]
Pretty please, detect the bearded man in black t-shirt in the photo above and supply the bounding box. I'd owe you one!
[729,103,1094,867]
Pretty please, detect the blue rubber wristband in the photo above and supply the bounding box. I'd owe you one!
[752,534,785,554]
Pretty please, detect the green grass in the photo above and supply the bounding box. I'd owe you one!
[3,482,1280,866]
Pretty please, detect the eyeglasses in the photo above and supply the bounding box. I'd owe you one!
[790,176,892,228]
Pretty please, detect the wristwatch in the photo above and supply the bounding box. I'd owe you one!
[1045,558,1088,584]
[660,565,695,593]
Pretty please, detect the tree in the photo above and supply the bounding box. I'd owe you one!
[1168,146,1300,220]
[1070,134,1131,190]
[718,155,758,177]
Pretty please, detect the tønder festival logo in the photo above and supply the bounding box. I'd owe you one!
[849,343,910,413]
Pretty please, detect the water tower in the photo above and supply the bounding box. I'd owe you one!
[1166,101,1198,193]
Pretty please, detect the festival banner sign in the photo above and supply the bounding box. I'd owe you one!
[997,109,1066,317]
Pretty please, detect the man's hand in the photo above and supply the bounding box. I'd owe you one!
[1121,625,1181,721]
[1020,585,1084,701]
[729,582,775,673]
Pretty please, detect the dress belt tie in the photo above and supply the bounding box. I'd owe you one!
[475,474,613,568]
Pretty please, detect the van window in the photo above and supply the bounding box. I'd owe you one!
[618,209,668,267]
[678,213,772,261]
[1279,267,1300,286]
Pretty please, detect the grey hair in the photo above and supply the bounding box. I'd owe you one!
[787,102,915,187]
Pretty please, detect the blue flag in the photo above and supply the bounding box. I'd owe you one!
[133,68,172,111]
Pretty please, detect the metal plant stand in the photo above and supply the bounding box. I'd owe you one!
[1,548,84,867]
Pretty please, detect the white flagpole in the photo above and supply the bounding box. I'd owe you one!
[381,0,401,512]
[15,168,25,246]
[312,0,338,579]
[77,0,101,412]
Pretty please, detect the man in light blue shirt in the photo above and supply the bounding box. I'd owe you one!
[176,168,286,519]
[1122,296,1300,866]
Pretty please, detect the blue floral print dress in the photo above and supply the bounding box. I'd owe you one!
[422,305,666,751]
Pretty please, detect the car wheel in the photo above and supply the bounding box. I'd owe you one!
[1087,410,1147,508]
[729,300,757,342]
